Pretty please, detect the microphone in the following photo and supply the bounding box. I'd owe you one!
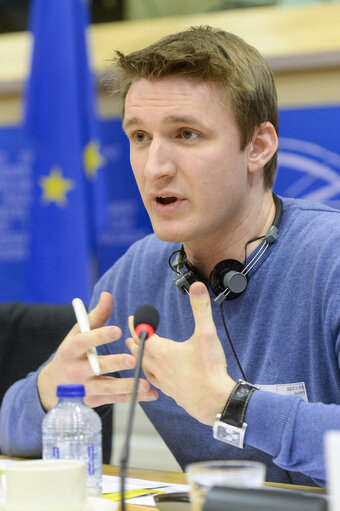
[120,305,160,511]
[134,304,160,341]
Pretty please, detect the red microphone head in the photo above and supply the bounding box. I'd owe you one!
[134,305,159,338]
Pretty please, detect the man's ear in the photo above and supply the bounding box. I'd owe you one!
[247,122,278,174]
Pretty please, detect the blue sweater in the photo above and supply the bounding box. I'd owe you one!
[1,197,340,487]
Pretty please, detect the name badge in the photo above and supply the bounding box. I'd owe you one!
[255,381,308,402]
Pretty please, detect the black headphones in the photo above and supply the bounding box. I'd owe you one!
[169,193,283,305]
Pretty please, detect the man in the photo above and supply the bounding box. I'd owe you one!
[1,26,340,487]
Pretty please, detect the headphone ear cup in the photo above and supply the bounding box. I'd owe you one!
[172,255,205,295]
[210,259,247,301]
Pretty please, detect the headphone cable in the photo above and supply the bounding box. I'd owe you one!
[219,303,247,381]
[219,303,295,485]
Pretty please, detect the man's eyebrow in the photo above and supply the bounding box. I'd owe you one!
[164,115,200,125]
[122,116,141,131]
[123,114,201,131]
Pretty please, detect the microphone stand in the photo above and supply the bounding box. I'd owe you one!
[120,331,148,511]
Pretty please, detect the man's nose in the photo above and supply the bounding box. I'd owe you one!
[143,137,176,180]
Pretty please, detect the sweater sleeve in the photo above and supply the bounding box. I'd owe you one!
[0,370,46,457]
[244,389,339,486]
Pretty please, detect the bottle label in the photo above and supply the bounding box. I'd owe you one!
[52,446,60,458]
[88,445,95,475]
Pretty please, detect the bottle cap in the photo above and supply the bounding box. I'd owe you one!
[56,384,85,398]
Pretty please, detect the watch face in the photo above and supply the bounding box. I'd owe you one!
[213,421,247,449]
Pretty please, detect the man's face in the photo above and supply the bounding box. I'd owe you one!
[123,75,252,246]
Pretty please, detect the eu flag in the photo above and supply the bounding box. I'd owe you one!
[24,0,106,304]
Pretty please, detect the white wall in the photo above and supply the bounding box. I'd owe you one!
[111,403,181,472]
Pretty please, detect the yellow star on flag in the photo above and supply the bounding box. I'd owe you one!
[83,140,105,178]
[39,167,75,206]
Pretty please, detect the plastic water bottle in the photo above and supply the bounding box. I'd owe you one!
[42,384,102,496]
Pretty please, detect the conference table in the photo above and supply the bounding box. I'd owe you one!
[0,457,327,510]
[103,463,326,510]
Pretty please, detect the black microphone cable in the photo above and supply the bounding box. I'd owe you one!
[120,304,160,511]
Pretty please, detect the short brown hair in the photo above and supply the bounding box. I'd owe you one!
[112,25,279,188]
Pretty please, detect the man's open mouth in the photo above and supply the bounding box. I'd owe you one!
[157,196,177,205]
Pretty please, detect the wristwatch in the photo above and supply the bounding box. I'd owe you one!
[213,380,257,449]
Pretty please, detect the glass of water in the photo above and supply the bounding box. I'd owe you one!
[185,459,266,511]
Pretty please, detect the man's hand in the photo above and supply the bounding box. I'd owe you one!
[126,282,235,425]
[37,292,158,411]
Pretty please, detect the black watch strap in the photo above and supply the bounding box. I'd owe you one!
[220,380,257,428]
[213,380,257,448]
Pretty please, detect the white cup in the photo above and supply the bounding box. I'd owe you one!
[186,459,266,511]
[325,430,340,511]
[0,459,87,511]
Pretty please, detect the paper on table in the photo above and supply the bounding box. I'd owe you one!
[102,475,189,507]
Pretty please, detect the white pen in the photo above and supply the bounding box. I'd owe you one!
[72,297,100,376]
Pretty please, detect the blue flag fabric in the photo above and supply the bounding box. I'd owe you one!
[24,0,106,304]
